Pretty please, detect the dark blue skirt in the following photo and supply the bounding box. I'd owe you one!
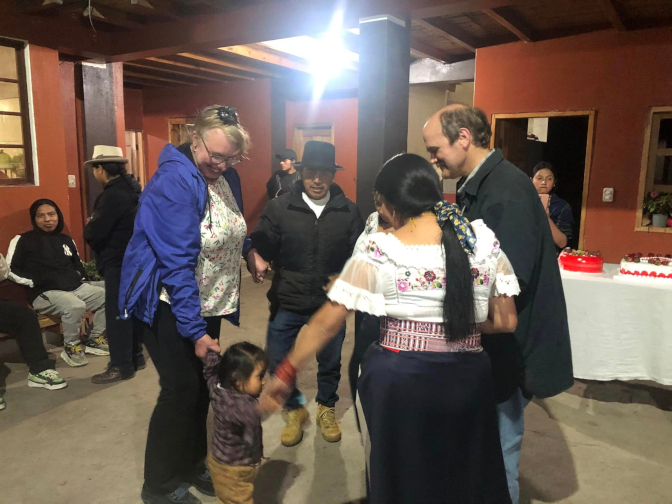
[358,343,511,504]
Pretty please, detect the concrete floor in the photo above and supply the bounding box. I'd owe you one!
[1,274,672,503]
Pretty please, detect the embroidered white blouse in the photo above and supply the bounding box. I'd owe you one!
[161,177,247,317]
[327,219,520,324]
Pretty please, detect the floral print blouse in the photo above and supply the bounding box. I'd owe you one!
[328,219,520,324]
[161,177,247,317]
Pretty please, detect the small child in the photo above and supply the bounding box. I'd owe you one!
[204,342,268,504]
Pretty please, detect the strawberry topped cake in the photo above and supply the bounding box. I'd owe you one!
[559,248,604,273]
[619,253,672,281]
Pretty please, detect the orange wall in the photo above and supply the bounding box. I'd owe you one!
[285,98,358,202]
[140,79,272,230]
[0,46,72,256]
[474,27,672,263]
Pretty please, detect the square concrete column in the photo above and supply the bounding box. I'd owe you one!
[356,15,410,218]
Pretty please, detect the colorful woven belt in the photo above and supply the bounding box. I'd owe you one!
[379,317,482,353]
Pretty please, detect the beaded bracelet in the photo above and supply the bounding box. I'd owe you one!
[275,358,297,386]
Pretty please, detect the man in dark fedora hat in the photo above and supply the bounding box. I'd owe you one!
[248,140,364,447]
[267,148,301,199]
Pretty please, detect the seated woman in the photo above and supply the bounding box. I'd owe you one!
[532,161,575,250]
[264,153,520,504]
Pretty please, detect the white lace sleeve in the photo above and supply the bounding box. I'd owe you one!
[493,249,521,298]
[327,247,386,316]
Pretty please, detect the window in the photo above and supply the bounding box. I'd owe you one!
[0,39,33,185]
[636,107,672,232]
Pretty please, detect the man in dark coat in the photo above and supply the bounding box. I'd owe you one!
[424,104,573,504]
[248,141,364,447]
[266,148,302,199]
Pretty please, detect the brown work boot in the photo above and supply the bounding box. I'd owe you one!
[281,406,309,447]
[317,404,341,443]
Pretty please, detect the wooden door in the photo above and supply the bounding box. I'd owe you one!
[125,130,147,187]
[292,123,334,161]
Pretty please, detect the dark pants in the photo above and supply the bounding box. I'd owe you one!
[0,299,54,375]
[141,302,222,494]
[267,308,346,410]
[104,266,144,376]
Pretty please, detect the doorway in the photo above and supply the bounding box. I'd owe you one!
[125,130,146,187]
[491,111,596,250]
[169,117,196,146]
[292,123,334,161]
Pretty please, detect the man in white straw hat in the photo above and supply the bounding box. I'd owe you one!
[84,145,144,384]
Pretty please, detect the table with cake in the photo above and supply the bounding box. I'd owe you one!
[558,249,672,385]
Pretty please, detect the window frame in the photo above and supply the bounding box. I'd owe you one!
[635,106,672,234]
[0,38,34,186]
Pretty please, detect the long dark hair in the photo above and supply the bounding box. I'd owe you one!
[97,162,141,193]
[374,153,476,341]
[217,342,268,391]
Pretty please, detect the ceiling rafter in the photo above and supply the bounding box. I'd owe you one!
[409,38,451,63]
[76,4,145,30]
[598,0,628,31]
[482,6,534,42]
[123,76,168,87]
[145,57,254,80]
[177,52,281,78]
[218,45,312,72]
[124,70,197,85]
[124,62,227,82]
[414,18,477,53]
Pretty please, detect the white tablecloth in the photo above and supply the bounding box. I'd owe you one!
[561,264,672,385]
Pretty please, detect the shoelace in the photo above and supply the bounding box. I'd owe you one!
[92,336,107,346]
[38,369,60,380]
[319,408,338,428]
[69,344,83,354]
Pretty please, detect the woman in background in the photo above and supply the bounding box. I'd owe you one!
[532,161,574,250]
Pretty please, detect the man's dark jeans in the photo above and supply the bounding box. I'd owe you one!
[267,309,346,410]
[0,299,54,375]
[104,266,144,376]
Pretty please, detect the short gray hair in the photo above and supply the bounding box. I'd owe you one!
[440,106,492,149]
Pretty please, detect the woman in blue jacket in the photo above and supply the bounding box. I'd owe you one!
[120,105,251,504]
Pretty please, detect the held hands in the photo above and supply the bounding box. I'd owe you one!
[322,274,339,293]
[195,334,221,362]
[247,248,270,284]
[258,375,292,417]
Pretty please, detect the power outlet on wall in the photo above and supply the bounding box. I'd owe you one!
[602,188,614,202]
[68,175,76,188]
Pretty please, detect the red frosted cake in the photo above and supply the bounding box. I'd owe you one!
[619,253,672,281]
[559,248,604,273]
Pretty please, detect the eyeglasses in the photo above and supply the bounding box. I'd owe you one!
[200,135,241,167]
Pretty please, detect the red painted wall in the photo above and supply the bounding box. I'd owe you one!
[474,27,672,263]
[0,46,72,256]
[141,79,272,230]
[124,88,144,131]
[285,98,358,202]
[59,61,85,255]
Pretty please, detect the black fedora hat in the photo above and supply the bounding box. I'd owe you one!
[294,141,343,171]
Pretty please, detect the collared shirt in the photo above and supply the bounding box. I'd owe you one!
[457,149,495,195]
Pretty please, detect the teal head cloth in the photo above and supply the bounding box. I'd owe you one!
[433,200,477,255]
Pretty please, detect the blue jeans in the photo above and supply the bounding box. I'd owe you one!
[497,388,529,504]
[267,309,346,410]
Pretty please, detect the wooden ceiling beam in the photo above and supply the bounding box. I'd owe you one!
[123,76,168,87]
[125,62,227,82]
[15,0,72,14]
[414,18,477,53]
[145,57,254,80]
[78,5,145,30]
[412,0,513,20]
[410,38,451,63]
[598,0,628,31]
[218,45,311,72]
[124,70,197,85]
[133,0,183,20]
[482,6,534,42]
[177,52,280,78]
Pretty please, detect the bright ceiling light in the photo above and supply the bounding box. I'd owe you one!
[309,10,353,100]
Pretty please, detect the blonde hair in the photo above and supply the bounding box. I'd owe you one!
[193,104,252,156]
